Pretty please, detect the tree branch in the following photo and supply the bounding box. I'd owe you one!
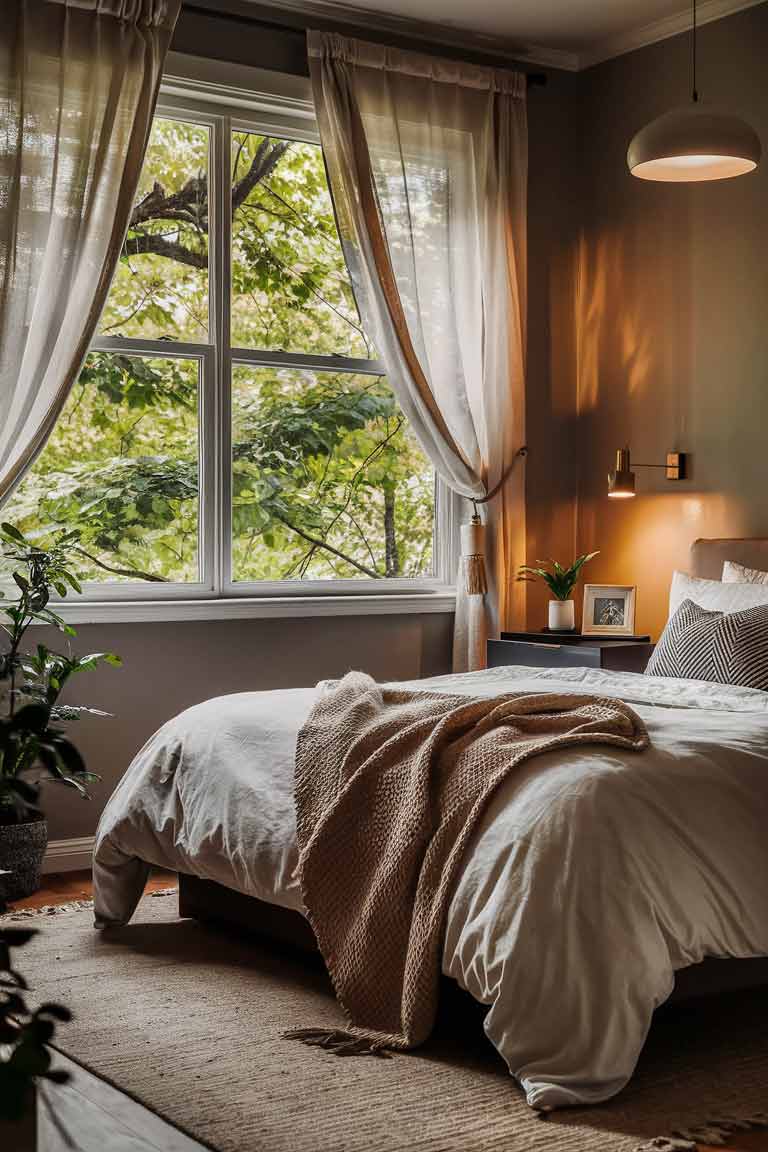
[124,142,291,271]
[130,178,208,233]
[232,140,290,213]
[72,546,167,584]
[123,231,207,269]
[248,219,369,345]
[272,514,382,578]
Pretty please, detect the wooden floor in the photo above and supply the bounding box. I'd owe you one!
[39,1050,208,1151]
[10,868,177,911]
[10,872,768,1152]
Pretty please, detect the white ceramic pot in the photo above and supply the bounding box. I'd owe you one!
[548,599,575,631]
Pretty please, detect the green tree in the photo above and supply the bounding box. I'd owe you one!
[4,119,433,583]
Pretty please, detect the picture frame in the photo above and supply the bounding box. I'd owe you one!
[581,584,637,636]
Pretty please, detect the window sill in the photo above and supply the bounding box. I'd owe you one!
[40,590,457,625]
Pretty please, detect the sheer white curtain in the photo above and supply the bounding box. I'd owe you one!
[308,32,527,671]
[0,0,180,502]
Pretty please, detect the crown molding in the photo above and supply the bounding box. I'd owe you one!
[210,0,581,71]
[185,0,763,74]
[579,0,767,70]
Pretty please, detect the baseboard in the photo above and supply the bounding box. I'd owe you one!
[43,836,95,874]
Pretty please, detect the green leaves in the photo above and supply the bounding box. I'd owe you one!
[1,123,434,587]
[231,366,432,580]
[81,352,196,413]
[517,552,600,601]
[230,132,368,358]
[0,523,25,545]
[0,525,118,822]
[0,928,72,1120]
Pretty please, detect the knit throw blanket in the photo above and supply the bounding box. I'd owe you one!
[287,671,649,1058]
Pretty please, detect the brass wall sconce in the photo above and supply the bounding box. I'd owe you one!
[607,447,687,499]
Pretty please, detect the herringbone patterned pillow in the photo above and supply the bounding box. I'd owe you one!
[646,598,768,689]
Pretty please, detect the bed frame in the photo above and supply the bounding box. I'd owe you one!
[177,538,768,1004]
[178,873,768,1003]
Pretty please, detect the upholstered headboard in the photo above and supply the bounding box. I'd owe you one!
[690,537,768,580]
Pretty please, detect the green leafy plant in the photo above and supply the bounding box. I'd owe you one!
[516,552,600,601]
[0,523,121,826]
[0,926,71,1124]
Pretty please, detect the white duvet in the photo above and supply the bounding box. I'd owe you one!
[93,666,768,1111]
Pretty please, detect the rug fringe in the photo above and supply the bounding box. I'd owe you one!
[284,1027,392,1058]
[636,1112,768,1151]
[0,888,178,921]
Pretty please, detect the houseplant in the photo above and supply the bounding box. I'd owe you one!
[0,523,120,901]
[0,924,72,1150]
[517,552,599,631]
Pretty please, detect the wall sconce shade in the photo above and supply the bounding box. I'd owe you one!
[607,448,635,497]
[608,448,686,498]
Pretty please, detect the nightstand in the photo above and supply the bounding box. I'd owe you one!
[488,631,654,674]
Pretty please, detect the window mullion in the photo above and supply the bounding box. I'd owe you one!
[211,111,233,596]
[229,347,385,377]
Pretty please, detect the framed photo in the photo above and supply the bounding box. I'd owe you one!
[582,584,636,636]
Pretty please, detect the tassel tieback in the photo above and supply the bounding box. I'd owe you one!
[460,444,527,596]
[460,517,488,596]
[463,552,487,596]
[284,1027,392,1058]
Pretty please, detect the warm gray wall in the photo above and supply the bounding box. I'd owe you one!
[525,66,582,628]
[43,614,452,840]
[575,4,768,638]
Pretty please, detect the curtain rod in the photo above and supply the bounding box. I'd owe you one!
[182,3,547,87]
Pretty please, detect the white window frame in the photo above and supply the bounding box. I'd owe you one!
[46,55,459,622]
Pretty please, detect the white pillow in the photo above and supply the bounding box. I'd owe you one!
[668,570,768,618]
[722,559,768,585]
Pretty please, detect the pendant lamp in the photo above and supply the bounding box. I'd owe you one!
[627,0,760,182]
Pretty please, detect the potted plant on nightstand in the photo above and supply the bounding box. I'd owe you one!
[0,524,120,902]
[517,552,599,632]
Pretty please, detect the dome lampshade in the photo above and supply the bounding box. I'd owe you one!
[627,105,761,182]
[627,0,760,183]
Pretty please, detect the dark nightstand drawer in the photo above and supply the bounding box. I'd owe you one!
[487,637,654,674]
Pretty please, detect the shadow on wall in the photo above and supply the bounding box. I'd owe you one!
[574,214,693,422]
[524,408,582,631]
[572,197,767,639]
[575,229,656,414]
[572,173,704,639]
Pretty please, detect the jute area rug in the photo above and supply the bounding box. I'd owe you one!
[7,892,768,1152]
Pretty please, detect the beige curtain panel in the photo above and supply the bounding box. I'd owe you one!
[308,32,528,671]
[0,0,181,504]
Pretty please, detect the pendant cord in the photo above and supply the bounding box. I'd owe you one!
[692,0,699,101]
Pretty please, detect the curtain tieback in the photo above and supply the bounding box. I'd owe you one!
[462,445,527,596]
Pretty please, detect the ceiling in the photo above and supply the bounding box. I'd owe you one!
[291,0,763,69]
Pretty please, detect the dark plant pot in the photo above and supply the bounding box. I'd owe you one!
[0,820,48,901]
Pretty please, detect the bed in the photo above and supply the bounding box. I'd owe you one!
[92,539,768,1112]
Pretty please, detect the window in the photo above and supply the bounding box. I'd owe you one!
[5,88,445,607]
